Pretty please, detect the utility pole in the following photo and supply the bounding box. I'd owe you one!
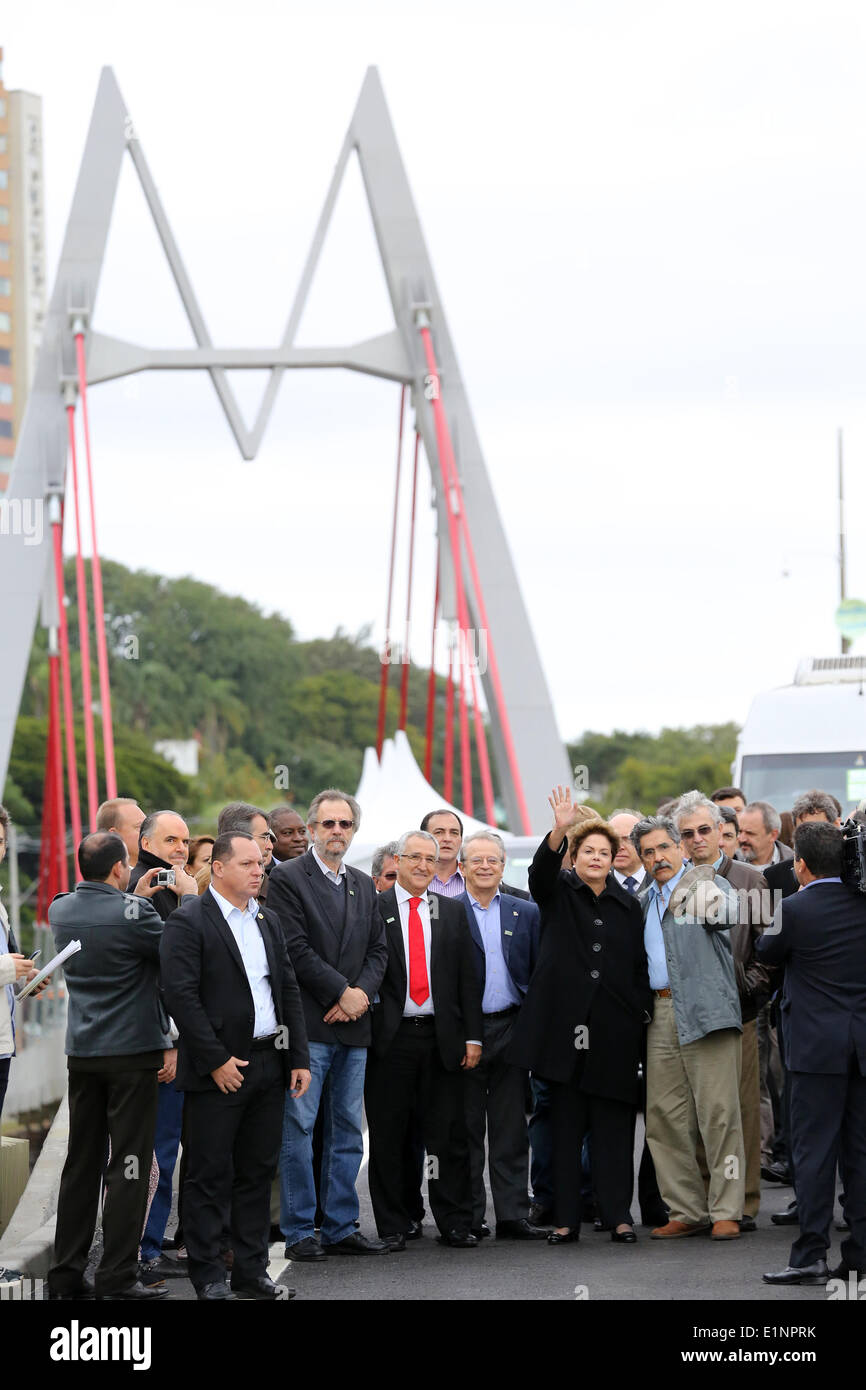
[839,428,849,655]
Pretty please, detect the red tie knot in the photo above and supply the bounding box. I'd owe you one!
[410,896,423,909]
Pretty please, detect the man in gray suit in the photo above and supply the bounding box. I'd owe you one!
[48,832,172,1302]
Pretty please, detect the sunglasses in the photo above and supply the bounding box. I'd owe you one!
[679,825,714,839]
[315,819,354,830]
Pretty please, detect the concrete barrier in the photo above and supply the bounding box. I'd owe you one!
[0,1088,68,1277]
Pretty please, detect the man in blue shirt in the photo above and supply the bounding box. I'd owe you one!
[457,832,546,1240]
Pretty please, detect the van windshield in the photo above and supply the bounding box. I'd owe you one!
[741,751,866,814]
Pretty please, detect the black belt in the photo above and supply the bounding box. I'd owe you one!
[483,1006,519,1020]
[250,1033,280,1051]
[399,1015,435,1029]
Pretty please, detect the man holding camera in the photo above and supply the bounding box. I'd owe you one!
[759,821,866,1285]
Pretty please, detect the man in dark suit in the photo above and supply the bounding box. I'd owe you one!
[759,821,866,1285]
[161,832,311,1300]
[366,830,484,1249]
[763,791,841,1215]
[49,832,173,1302]
[266,788,388,1260]
[456,831,546,1240]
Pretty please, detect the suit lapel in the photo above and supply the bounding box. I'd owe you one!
[203,892,249,986]
[339,867,361,958]
[380,887,406,995]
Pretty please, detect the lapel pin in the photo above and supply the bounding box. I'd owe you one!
[349,889,355,896]
[512,910,519,917]
[504,929,513,936]
[386,916,395,924]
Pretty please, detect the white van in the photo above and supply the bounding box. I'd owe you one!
[734,656,866,814]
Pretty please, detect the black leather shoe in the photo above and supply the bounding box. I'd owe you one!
[496,1218,549,1240]
[268,1224,283,1243]
[529,1203,554,1225]
[470,1222,491,1239]
[547,1229,578,1245]
[611,1228,637,1243]
[762,1259,829,1286]
[382,1234,407,1252]
[830,1261,865,1280]
[761,1161,792,1185]
[404,1221,423,1241]
[232,1275,294,1300]
[438,1230,479,1248]
[285,1237,325,1261]
[140,1254,187,1282]
[98,1280,169,1300]
[197,1282,237,1300]
[771,1203,799,1227]
[322,1232,389,1255]
[738,1217,757,1233]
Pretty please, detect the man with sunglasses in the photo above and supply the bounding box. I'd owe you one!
[267,789,388,1260]
[673,791,772,1234]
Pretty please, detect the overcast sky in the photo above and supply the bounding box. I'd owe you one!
[6,0,866,748]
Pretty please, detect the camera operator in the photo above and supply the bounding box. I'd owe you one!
[758,821,866,1285]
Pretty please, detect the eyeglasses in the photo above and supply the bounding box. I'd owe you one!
[315,819,354,830]
[379,871,398,881]
[679,825,714,839]
[465,856,504,867]
[403,853,437,867]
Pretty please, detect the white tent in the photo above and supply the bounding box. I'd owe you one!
[345,729,514,873]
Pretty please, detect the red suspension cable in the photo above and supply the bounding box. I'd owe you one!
[50,501,83,865]
[424,556,440,782]
[65,399,99,828]
[443,637,455,805]
[74,330,117,800]
[398,433,420,731]
[467,652,496,826]
[377,385,406,757]
[48,644,69,895]
[417,323,532,834]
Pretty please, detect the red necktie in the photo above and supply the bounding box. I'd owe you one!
[408,896,430,1006]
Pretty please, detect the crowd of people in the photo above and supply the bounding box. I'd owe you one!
[0,777,863,1300]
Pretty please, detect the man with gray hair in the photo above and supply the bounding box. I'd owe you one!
[267,788,388,1259]
[633,814,745,1240]
[673,790,772,1232]
[456,832,544,1240]
[366,829,482,1249]
[371,842,399,893]
[738,801,793,871]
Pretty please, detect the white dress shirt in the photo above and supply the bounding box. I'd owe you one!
[613,866,646,892]
[395,882,434,1016]
[209,885,279,1039]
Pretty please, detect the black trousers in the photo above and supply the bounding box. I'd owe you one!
[366,1020,472,1237]
[182,1048,284,1290]
[50,1059,159,1296]
[789,1064,866,1270]
[550,1078,636,1230]
[464,1009,530,1226]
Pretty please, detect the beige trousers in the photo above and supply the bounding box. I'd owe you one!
[646,997,745,1225]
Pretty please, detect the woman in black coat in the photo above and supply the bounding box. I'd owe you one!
[508,788,652,1244]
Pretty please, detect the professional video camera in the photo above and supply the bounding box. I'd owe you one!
[840,802,866,892]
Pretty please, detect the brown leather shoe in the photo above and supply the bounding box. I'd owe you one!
[710,1220,741,1240]
[650,1220,709,1239]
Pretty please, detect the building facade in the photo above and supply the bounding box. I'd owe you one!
[0,49,46,491]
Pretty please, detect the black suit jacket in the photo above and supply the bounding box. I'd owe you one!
[266,850,387,1047]
[764,858,798,901]
[371,888,483,1070]
[507,838,652,1098]
[756,879,866,1074]
[160,889,309,1091]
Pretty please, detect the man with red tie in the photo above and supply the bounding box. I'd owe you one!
[365,830,484,1250]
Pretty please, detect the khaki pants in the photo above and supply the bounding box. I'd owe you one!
[646,997,745,1225]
